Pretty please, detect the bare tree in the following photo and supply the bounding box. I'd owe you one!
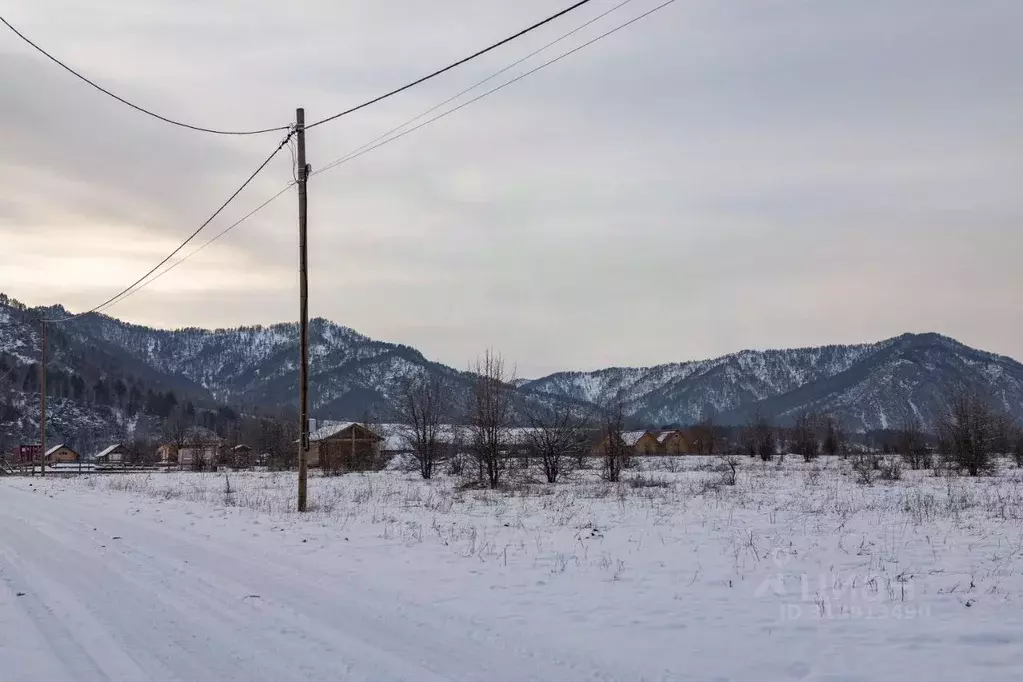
[690,410,717,456]
[740,421,757,458]
[467,350,514,488]
[991,412,1015,456]
[394,371,451,480]
[822,415,843,457]
[791,412,820,462]
[717,452,740,485]
[938,385,1004,476]
[599,401,630,482]
[262,415,299,470]
[750,411,775,462]
[524,404,588,484]
[126,435,157,466]
[162,404,190,465]
[896,414,930,469]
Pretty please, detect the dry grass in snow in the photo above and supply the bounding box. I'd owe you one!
[23,455,1023,680]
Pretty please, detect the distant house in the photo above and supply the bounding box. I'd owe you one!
[307,422,383,469]
[16,444,41,464]
[231,444,254,468]
[178,427,223,468]
[92,443,128,463]
[158,427,223,468]
[592,430,661,456]
[157,443,179,464]
[624,430,662,455]
[657,430,692,455]
[45,444,79,463]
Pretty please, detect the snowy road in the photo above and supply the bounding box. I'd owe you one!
[5,469,1023,682]
[0,483,634,682]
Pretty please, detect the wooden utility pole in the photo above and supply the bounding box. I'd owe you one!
[296,107,309,512]
[40,321,46,478]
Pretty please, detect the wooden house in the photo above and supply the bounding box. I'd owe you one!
[657,430,693,455]
[157,427,223,468]
[179,428,223,468]
[231,444,254,468]
[308,422,383,470]
[157,443,179,463]
[16,444,41,464]
[592,430,661,456]
[626,430,662,455]
[45,444,79,463]
[92,443,128,463]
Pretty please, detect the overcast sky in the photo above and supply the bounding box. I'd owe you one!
[1,0,1020,376]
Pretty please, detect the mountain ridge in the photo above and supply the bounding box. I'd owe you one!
[2,296,1022,447]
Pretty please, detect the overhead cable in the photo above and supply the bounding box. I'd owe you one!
[0,15,290,136]
[312,0,678,179]
[311,0,638,176]
[305,0,598,130]
[46,132,294,323]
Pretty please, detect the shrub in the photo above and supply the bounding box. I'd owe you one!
[938,386,1006,477]
[717,454,740,486]
[878,456,902,481]
[851,454,878,485]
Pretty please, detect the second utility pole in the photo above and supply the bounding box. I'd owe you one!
[40,321,46,478]
[296,107,309,512]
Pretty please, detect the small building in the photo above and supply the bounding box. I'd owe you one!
[592,430,662,456]
[157,443,179,464]
[624,430,662,455]
[307,422,383,469]
[16,444,41,464]
[178,427,223,468]
[92,443,128,463]
[45,444,80,463]
[159,427,224,468]
[231,444,254,468]
[657,430,693,455]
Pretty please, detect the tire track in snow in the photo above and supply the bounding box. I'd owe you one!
[1,485,627,681]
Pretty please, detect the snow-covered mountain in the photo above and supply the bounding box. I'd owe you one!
[46,308,466,417]
[3,295,1022,438]
[520,333,1023,431]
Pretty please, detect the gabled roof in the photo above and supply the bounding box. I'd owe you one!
[233,444,252,451]
[656,431,675,443]
[309,421,356,442]
[308,422,383,443]
[45,443,72,456]
[621,430,651,446]
[93,444,124,459]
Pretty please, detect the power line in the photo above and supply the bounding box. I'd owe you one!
[18,0,672,323]
[83,1,635,313]
[311,0,638,176]
[0,362,23,386]
[312,0,677,179]
[46,132,294,323]
[0,15,290,136]
[94,183,296,311]
[305,0,598,130]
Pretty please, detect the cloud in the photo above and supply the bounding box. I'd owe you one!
[1,0,1020,375]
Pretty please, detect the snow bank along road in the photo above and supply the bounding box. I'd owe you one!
[4,462,1023,681]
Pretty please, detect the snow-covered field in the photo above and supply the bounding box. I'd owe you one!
[3,457,1023,681]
